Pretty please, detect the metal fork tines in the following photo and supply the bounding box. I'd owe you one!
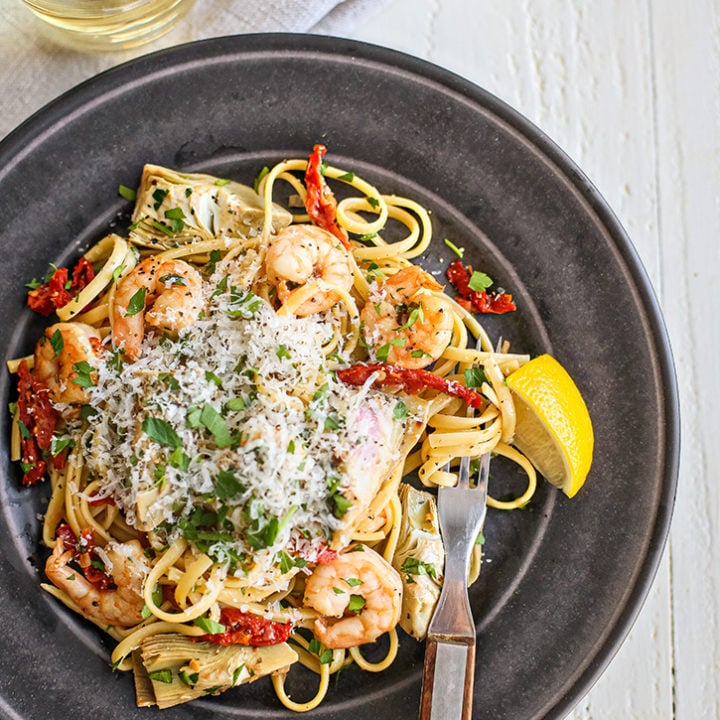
[419,451,490,720]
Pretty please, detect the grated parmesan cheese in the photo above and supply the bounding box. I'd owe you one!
[81,272,406,583]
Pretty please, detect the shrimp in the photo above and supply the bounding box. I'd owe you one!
[303,544,403,649]
[264,224,353,316]
[45,537,148,628]
[112,256,203,361]
[360,266,454,369]
[33,322,102,408]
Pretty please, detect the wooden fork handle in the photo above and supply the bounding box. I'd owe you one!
[419,635,475,720]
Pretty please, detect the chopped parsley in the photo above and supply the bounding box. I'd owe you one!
[118,184,136,202]
[464,367,487,388]
[347,594,366,613]
[71,361,95,388]
[393,400,409,419]
[148,669,173,684]
[49,328,64,358]
[401,557,438,583]
[164,207,186,233]
[152,188,168,210]
[125,287,146,316]
[253,166,270,193]
[141,416,182,449]
[468,271,493,292]
[443,238,465,258]
[193,616,225,634]
[225,288,262,318]
[308,638,333,664]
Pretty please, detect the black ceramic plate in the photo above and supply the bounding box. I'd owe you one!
[0,35,678,720]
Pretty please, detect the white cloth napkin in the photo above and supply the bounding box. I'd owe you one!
[0,0,387,138]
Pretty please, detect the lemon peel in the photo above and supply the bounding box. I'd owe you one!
[506,354,593,498]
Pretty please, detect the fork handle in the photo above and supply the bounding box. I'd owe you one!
[419,636,475,720]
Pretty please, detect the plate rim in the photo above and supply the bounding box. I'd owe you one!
[0,33,680,720]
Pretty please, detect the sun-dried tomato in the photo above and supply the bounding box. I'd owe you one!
[27,267,71,316]
[15,360,51,485]
[446,259,516,314]
[304,144,350,249]
[87,494,116,507]
[26,257,95,316]
[14,360,62,484]
[336,362,484,409]
[55,523,78,552]
[70,257,95,293]
[199,608,292,646]
[53,523,114,590]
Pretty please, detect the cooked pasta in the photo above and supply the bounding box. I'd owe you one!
[9,145,539,711]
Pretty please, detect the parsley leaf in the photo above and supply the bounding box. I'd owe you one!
[168,446,190,471]
[443,238,465,258]
[331,493,352,519]
[347,594,366,613]
[148,669,173,684]
[468,271,493,292]
[71,361,95,388]
[376,343,391,361]
[308,638,334,664]
[164,207,186,233]
[118,184,136,202]
[125,287,146,316]
[158,273,187,287]
[401,557,438,582]
[464,367,487,388]
[141,416,182,449]
[49,328,64,358]
[393,400,409,419]
[215,469,243,499]
[199,404,232,448]
[193,616,225,634]
[225,288,262,318]
[253,166,270,193]
[245,515,279,550]
[152,188,168,210]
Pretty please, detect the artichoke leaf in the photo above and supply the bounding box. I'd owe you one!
[137,633,298,709]
[129,164,292,248]
[392,483,445,639]
[332,395,430,549]
[132,650,157,708]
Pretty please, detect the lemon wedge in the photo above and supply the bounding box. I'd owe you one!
[505,354,594,498]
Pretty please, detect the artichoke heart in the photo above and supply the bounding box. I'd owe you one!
[129,164,293,248]
[392,483,445,639]
[332,395,429,549]
[134,633,298,709]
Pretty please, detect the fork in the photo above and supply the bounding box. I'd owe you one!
[419,364,490,719]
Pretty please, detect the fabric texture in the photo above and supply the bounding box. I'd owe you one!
[0,0,386,138]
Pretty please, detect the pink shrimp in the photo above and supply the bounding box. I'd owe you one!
[112,256,203,361]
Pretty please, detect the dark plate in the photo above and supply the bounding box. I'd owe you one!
[0,35,678,720]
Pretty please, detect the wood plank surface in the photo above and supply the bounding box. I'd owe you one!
[349,1,718,718]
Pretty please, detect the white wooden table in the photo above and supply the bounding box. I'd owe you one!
[356,5,717,718]
[1,1,716,718]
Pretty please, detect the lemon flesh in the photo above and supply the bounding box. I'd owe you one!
[506,354,594,498]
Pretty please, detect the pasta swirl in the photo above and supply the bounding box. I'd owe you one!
[8,148,539,712]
